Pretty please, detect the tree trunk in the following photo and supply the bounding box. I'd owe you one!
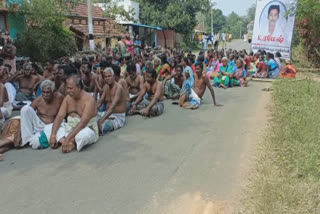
[162,30,167,48]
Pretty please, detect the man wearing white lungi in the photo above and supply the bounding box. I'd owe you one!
[97,67,127,135]
[20,80,64,148]
[50,74,99,153]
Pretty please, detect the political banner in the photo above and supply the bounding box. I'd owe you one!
[251,0,298,59]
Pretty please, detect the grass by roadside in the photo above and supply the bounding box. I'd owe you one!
[242,79,320,214]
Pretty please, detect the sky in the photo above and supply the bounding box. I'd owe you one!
[214,0,256,16]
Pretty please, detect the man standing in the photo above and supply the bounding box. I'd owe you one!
[9,63,42,102]
[50,74,99,153]
[1,38,16,75]
[130,69,164,117]
[97,68,127,135]
[221,32,226,49]
[20,80,64,149]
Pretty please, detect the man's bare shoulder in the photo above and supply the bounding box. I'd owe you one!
[102,84,110,92]
[54,92,64,101]
[82,91,95,103]
[32,96,43,106]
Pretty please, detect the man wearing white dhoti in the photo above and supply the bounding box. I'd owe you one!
[20,80,64,149]
[50,74,99,153]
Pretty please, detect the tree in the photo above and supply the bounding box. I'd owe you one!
[204,9,226,34]
[295,0,320,66]
[92,0,136,22]
[246,4,256,23]
[12,0,77,62]
[137,0,210,34]
[223,12,247,39]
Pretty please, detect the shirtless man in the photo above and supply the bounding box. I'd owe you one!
[126,61,144,102]
[194,63,222,106]
[54,64,77,95]
[20,79,64,149]
[164,64,185,99]
[43,60,55,80]
[0,82,11,127]
[80,62,96,94]
[0,65,15,106]
[97,67,127,135]
[130,69,164,117]
[1,38,16,74]
[50,74,99,153]
[8,63,42,102]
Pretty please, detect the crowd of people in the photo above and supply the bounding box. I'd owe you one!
[0,34,296,160]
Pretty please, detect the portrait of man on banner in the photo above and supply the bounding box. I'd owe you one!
[252,0,298,59]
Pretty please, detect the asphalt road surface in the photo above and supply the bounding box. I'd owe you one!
[1,40,268,214]
[0,80,271,214]
[220,39,251,53]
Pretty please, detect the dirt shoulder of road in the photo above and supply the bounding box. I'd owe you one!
[241,79,320,214]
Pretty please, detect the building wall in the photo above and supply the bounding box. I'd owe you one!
[156,30,176,49]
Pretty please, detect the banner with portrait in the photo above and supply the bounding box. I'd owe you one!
[251,0,298,59]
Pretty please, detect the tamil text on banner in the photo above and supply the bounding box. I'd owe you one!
[251,0,298,59]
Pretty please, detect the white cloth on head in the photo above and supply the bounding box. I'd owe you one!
[20,105,46,146]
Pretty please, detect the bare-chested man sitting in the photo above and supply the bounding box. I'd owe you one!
[164,64,185,99]
[80,61,96,94]
[126,61,144,102]
[0,81,11,128]
[97,67,127,135]
[0,65,15,108]
[180,63,222,109]
[130,69,164,117]
[8,63,42,102]
[20,80,64,149]
[43,60,56,80]
[50,74,99,153]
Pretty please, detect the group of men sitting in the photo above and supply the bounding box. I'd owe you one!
[0,49,224,160]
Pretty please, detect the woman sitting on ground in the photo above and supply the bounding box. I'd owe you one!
[266,52,280,79]
[232,59,248,87]
[279,60,297,78]
[252,55,268,78]
[213,57,233,89]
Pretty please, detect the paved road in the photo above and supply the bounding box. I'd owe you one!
[0,79,271,214]
[220,39,251,53]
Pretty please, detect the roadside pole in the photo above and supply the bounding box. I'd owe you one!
[87,0,95,50]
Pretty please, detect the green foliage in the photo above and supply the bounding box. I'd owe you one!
[204,9,226,33]
[92,0,136,22]
[137,0,210,34]
[295,0,320,67]
[204,4,255,38]
[244,80,320,214]
[13,0,77,62]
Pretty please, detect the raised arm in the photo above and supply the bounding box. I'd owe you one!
[205,76,222,106]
